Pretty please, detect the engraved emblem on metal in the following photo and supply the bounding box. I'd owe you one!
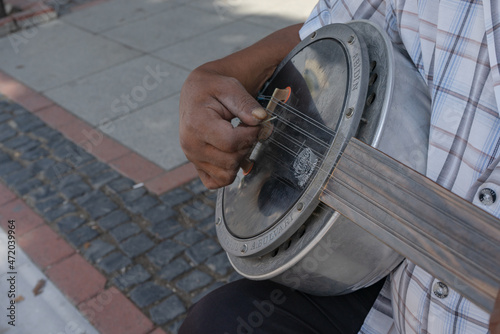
[293,147,318,188]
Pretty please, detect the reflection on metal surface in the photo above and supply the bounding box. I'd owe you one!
[303,58,329,100]
[221,37,349,241]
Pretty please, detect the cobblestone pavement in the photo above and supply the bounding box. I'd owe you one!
[0,94,240,333]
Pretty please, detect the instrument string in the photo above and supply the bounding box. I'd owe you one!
[262,136,341,185]
[242,95,340,178]
[240,145,338,216]
[234,93,358,189]
[248,133,343,188]
[236,102,353,214]
[255,147,335,183]
[251,105,332,167]
[258,128,331,175]
[258,96,336,136]
[269,126,328,158]
[245,148,349,216]
[266,113,332,149]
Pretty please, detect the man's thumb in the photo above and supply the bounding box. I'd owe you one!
[219,80,267,126]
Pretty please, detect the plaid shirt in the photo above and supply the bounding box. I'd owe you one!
[300,0,499,333]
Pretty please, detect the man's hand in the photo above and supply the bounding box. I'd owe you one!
[179,24,302,189]
[179,67,267,189]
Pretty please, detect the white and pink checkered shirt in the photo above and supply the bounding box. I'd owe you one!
[300,0,499,333]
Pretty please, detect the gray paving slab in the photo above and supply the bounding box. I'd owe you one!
[44,55,189,126]
[154,20,274,71]
[62,0,181,33]
[186,0,250,21]
[0,228,98,334]
[188,0,317,28]
[0,20,141,92]
[102,6,228,52]
[101,94,188,171]
[188,0,265,19]
[242,0,317,30]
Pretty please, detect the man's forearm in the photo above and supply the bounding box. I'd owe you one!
[197,24,302,96]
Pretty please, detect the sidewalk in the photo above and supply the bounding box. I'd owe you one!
[0,0,317,333]
[0,226,99,334]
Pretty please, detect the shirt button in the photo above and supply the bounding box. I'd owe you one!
[433,281,449,299]
[479,188,496,206]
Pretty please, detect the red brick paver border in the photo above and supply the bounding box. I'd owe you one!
[10,2,57,29]
[69,0,112,13]
[18,224,75,268]
[45,253,106,305]
[109,151,165,184]
[0,182,16,206]
[0,69,198,194]
[85,134,131,163]
[58,117,97,143]
[79,287,155,334]
[36,104,78,128]
[0,198,44,235]
[145,163,198,195]
[0,71,53,112]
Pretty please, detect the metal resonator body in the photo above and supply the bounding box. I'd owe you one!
[215,21,431,295]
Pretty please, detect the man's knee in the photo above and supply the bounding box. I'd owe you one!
[179,279,286,334]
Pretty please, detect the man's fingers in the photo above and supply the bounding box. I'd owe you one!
[216,77,268,126]
[202,119,260,153]
[179,68,269,189]
[191,143,254,189]
[195,145,248,171]
[195,163,239,189]
[196,168,219,190]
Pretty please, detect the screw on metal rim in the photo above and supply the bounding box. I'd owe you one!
[346,107,354,118]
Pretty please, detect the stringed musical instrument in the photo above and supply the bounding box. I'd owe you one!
[214,20,500,312]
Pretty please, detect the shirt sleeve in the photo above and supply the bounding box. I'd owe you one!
[299,0,390,40]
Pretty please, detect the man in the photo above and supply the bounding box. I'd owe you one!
[179,0,500,333]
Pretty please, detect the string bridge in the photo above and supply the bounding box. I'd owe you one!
[241,87,291,175]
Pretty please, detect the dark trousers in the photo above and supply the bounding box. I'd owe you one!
[179,278,385,334]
